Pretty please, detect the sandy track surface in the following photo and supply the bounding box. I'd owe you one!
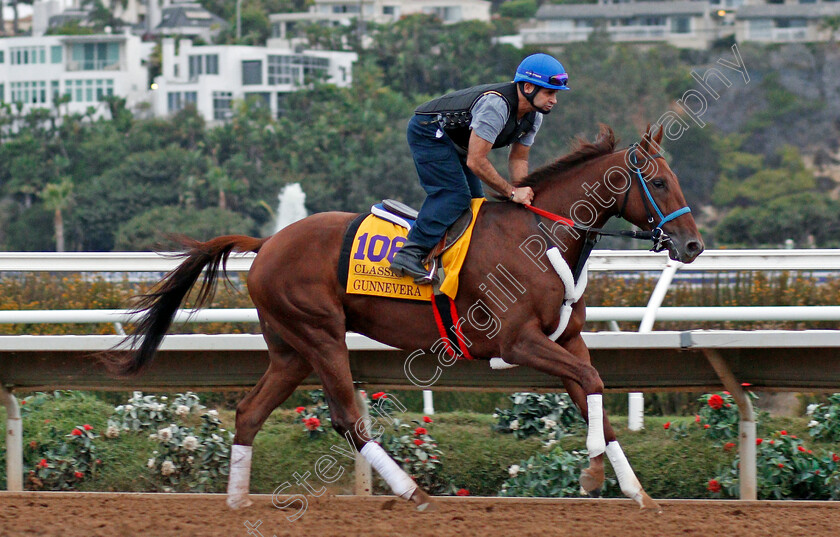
[1,492,839,537]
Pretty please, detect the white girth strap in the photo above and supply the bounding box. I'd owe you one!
[490,247,589,370]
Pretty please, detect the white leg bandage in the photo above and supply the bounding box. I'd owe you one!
[586,394,606,458]
[606,441,643,504]
[359,440,417,500]
[227,444,253,509]
[361,441,417,499]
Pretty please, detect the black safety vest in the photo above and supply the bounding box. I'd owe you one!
[414,82,536,152]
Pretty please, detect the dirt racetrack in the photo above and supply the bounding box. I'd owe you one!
[2,492,839,537]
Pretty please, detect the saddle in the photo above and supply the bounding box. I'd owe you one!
[373,199,474,263]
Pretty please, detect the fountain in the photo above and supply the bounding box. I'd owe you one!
[274,183,308,233]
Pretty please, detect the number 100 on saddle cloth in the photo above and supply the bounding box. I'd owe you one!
[343,199,484,301]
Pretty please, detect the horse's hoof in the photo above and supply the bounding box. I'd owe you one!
[636,491,662,513]
[226,495,253,510]
[579,467,605,495]
[410,488,438,512]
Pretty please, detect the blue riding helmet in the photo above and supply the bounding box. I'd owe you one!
[514,53,570,91]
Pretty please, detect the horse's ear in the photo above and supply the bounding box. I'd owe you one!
[653,124,664,148]
[639,123,653,152]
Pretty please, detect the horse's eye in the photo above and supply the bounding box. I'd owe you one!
[651,178,666,189]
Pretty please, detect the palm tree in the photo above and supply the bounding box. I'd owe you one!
[40,178,74,252]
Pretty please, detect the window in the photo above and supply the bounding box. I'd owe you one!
[168,91,198,112]
[245,92,270,109]
[51,45,62,64]
[0,50,4,63]
[65,79,113,102]
[9,81,48,104]
[383,5,395,15]
[213,91,233,120]
[188,55,218,78]
[242,60,263,85]
[268,55,329,86]
[671,17,690,33]
[641,17,665,26]
[10,46,46,65]
[276,92,288,117]
[51,80,59,99]
[0,84,4,102]
[70,42,119,70]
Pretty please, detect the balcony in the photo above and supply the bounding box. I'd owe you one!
[66,59,123,71]
[522,25,673,45]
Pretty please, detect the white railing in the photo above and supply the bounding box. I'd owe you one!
[2,249,840,328]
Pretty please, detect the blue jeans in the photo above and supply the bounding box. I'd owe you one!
[406,114,484,249]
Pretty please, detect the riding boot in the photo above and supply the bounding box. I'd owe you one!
[390,241,438,284]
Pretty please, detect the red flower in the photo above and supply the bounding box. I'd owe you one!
[95,459,102,465]
[778,463,784,468]
[456,488,470,496]
[741,382,752,387]
[304,417,321,431]
[724,442,736,452]
[74,471,84,479]
[430,455,438,459]
[405,458,410,462]
[707,480,721,493]
[414,427,427,436]
[791,435,798,439]
[725,404,732,408]
[695,415,701,423]
[833,453,839,462]
[413,439,423,446]
[815,470,820,475]
[798,446,806,452]
[423,416,432,423]
[71,428,82,436]
[295,406,305,413]
[807,450,812,454]
[43,419,50,424]
[770,440,775,445]
[756,438,763,445]
[372,392,387,400]
[38,459,48,468]
[704,424,710,429]
[663,422,671,430]
[708,394,724,410]
[21,400,26,405]
[780,430,787,435]
[29,441,37,449]
[83,424,93,431]
[723,391,730,395]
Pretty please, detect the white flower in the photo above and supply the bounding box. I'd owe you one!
[133,391,143,399]
[527,463,533,469]
[175,405,190,417]
[543,419,557,429]
[509,419,519,431]
[125,404,134,412]
[808,420,819,428]
[492,413,498,419]
[187,456,194,464]
[156,404,166,412]
[806,404,818,416]
[105,425,120,439]
[211,434,221,442]
[115,405,124,412]
[149,433,158,440]
[545,439,558,448]
[208,409,219,417]
[161,460,176,476]
[826,414,832,420]
[161,396,168,401]
[157,427,172,441]
[183,435,199,451]
[508,464,520,478]
[147,458,156,469]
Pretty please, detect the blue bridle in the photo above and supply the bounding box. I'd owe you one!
[625,144,692,252]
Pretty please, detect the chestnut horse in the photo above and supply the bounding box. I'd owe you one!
[113,124,702,511]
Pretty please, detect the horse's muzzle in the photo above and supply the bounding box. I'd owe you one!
[668,235,704,264]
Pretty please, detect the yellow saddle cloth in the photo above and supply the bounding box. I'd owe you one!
[345,198,484,301]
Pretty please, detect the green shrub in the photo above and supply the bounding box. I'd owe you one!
[806,393,840,442]
[498,0,537,19]
[500,446,618,497]
[293,389,332,438]
[493,392,584,441]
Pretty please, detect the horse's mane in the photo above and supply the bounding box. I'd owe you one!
[516,124,618,189]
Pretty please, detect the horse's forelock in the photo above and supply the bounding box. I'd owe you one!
[516,124,618,189]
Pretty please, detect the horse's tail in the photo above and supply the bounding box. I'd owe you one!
[107,234,268,376]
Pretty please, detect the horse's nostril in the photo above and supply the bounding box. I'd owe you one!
[686,240,704,255]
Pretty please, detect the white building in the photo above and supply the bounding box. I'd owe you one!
[0,31,154,117]
[152,38,357,121]
[735,0,840,43]
[523,1,724,50]
[269,0,491,48]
